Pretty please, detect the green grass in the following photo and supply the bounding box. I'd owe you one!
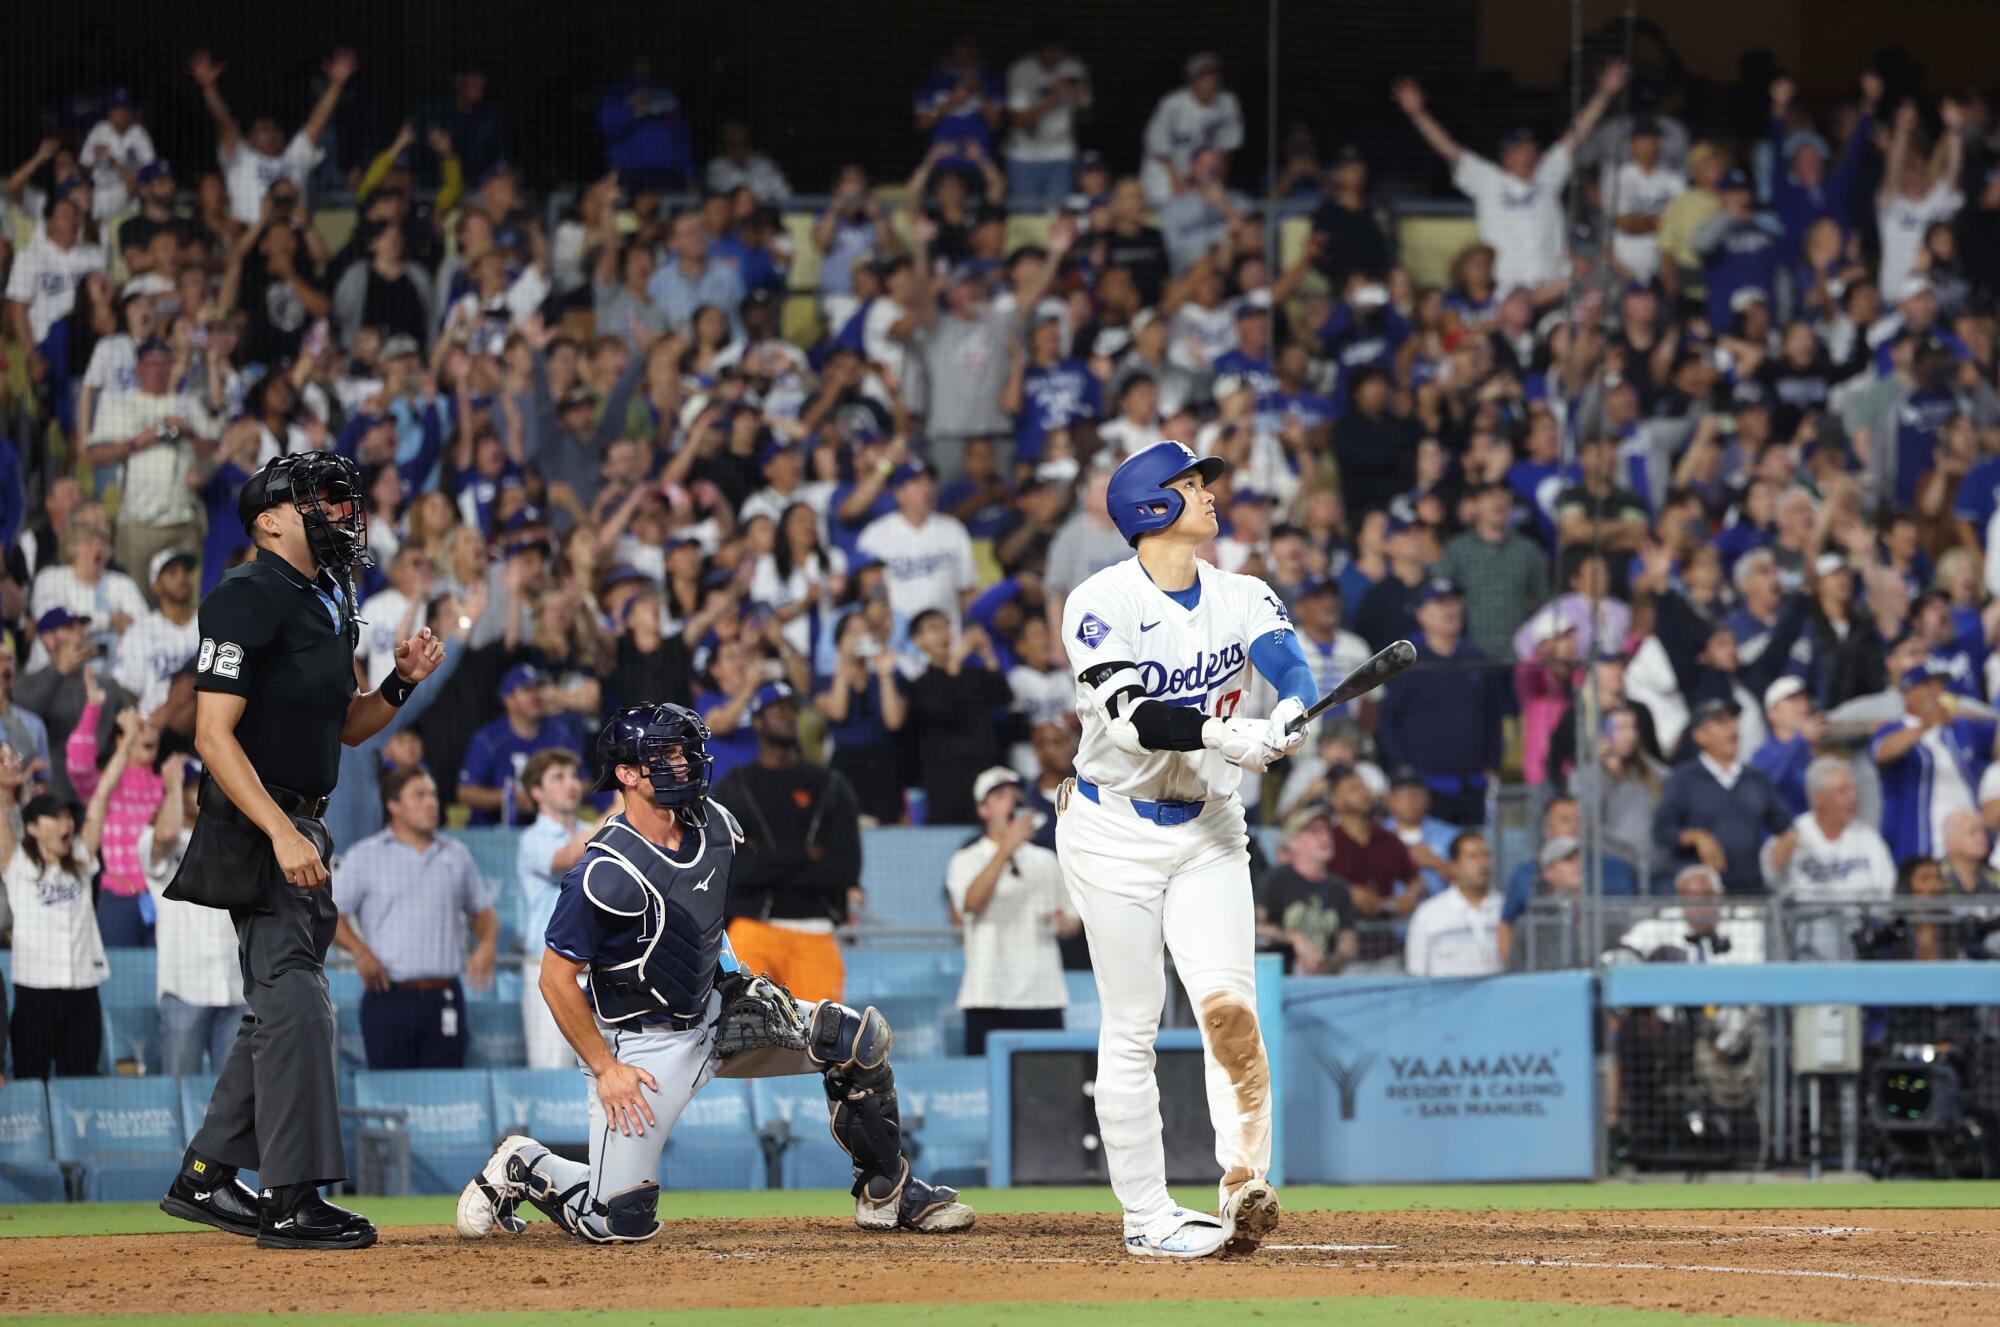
[6,1180,1997,1239]
[0,1301,1867,1327]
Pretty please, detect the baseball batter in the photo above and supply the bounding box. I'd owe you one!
[1059,439,1318,1258]
[453,703,973,1244]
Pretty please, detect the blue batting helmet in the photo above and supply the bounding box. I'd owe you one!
[1105,440,1228,545]
[592,703,715,828]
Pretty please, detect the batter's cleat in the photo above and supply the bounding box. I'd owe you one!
[160,1172,262,1238]
[257,1193,377,1250]
[1123,1207,1230,1259]
[455,1135,539,1239]
[1220,1179,1281,1256]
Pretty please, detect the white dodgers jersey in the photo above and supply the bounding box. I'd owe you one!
[1062,556,1290,804]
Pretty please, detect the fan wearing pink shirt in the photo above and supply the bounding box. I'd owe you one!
[65,684,167,947]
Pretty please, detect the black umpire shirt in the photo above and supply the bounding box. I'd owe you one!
[193,547,359,798]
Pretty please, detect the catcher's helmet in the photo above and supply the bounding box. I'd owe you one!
[1105,439,1227,546]
[238,451,372,569]
[592,703,715,828]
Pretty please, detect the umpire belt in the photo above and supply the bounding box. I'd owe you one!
[199,775,329,825]
[1076,778,1204,827]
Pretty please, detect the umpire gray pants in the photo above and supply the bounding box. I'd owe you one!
[190,821,347,1189]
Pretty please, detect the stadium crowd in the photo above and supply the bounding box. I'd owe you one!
[4,36,2000,1079]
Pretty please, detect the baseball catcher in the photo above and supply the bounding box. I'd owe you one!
[454,703,973,1243]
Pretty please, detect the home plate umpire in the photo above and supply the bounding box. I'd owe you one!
[157,451,445,1250]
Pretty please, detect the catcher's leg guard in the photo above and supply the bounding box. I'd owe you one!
[809,1001,975,1233]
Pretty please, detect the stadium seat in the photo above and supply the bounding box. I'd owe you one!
[662,1079,762,1191]
[336,1001,367,1074]
[843,948,964,1000]
[894,1058,989,1189]
[104,1003,162,1076]
[855,827,971,932]
[490,1068,590,1145]
[0,1081,71,1203]
[464,1000,526,1068]
[173,1076,260,1193]
[1063,970,1101,1033]
[349,1069,496,1195]
[47,1077,186,1200]
[100,948,158,1009]
[326,966,364,1006]
[749,1076,852,1190]
[867,996,959,1061]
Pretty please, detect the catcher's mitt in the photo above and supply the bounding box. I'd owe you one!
[713,970,809,1057]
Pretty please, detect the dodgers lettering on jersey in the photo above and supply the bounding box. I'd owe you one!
[1062,557,1289,804]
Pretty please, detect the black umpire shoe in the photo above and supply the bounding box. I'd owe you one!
[257,1191,378,1250]
[160,1173,263,1237]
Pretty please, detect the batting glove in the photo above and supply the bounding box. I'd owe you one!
[1204,716,1286,773]
[1269,698,1310,757]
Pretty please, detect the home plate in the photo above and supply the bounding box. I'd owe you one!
[1267,1244,1401,1252]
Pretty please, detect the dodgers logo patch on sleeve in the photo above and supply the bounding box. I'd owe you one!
[1075,612,1111,650]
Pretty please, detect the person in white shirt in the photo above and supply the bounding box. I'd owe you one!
[1762,756,1895,960]
[188,46,355,225]
[1404,831,1503,977]
[0,750,113,1079]
[1005,33,1091,207]
[704,121,792,203]
[514,750,599,1069]
[84,338,212,587]
[78,290,154,438]
[28,517,148,669]
[357,546,438,690]
[140,758,248,1074]
[1141,53,1244,207]
[114,550,201,713]
[1606,118,1686,283]
[3,192,104,386]
[945,766,1079,1054]
[1392,60,1627,296]
[1876,98,1966,299]
[750,499,846,659]
[856,463,978,628]
[1616,865,1766,963]
[1005,617,1070,777]
[79,90,156,223]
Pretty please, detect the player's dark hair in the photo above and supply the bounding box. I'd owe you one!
[1448,830,1486,860]
[521,748,581,804]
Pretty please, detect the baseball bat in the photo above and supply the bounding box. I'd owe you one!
[1285,639,1418,735]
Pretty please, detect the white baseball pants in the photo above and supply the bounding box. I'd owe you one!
[1056,788,1271,1225]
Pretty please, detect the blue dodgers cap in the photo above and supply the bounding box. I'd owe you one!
[598,564,653,592]
[499,664,546,699]
[756,437,794,468]
[1498,127,1536,151]
[1297,576,1339,599]
[501,504,547,535]
[1718,168,1752,192]
[1785,130,1831,160]
[890,459,936,487]
[105,87,135,109]
[50,176,84,204]
[36,607,90,634]
[747,680,796,718]
[1900,658,1955,691]
[137,160,172,185]
[1414,576,1462,607]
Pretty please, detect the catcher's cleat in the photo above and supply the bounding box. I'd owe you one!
[853,1163,976,1233]
[1123,1206,1229,1259]
[456,1135,539,1239]
[1220,1179,1280,1255]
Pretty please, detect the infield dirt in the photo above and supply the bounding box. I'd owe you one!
[2,1208,1997,1323]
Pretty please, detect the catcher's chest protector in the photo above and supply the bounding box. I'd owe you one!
[580,809,740,1022]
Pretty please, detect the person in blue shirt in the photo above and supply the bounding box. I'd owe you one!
[1007,315,1101,467]
[457,665,586,826]
[1498,796,1638,934]
[1872,660,2000,864]
[1890,338,1963,508]
[1766,72,1877,264]
[937,438,1016,542]
[693,638,764,788]
[1693,170,1780,331]
[597,57,692,190]
[913,39,1003,171]
[1211,300,1276,404]
[1724,548,1811,684]
[1374,578,1511,825]
[1269,343,1336,438]
[1317,287,1410,415]
[1748,676,1822,818]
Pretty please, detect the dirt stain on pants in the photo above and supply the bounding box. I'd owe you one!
[1199,990,1269,1192]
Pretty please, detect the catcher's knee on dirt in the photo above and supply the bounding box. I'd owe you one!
[808,1001,906,1195]
[585,1182,662,1243]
